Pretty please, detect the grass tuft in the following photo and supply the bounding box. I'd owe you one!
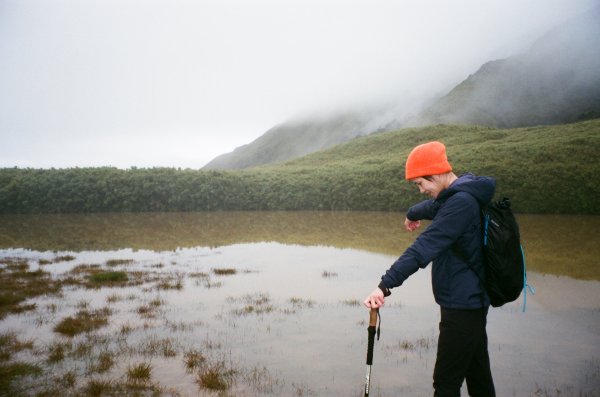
[54,255,76,263]
[213,268,237,276]
[106,259,134,267]
[341,299,360,306]
[91,351,115,373]
[47,341,72,363]
[88,271,128,284]
[135,336,178,358]
[83,379,113,397]
[229,293,274,316]
[183,349,206,372]
[196,361,235,391]
[127,362,152,385]
[53,308,111,337]
[288,297,315,309]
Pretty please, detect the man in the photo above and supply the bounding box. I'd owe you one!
[363,141,496,397]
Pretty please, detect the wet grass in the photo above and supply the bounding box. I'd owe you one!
[0,254,331,396]
[53,307,111,337]
[127,362,152,385]
[1,333,46,394]
[196,361,236,391]
[243,365,285,395]
[120,323,134,336]
[66,264,136,288]
[184,349,206,372]
[213,267,237,275]
[56,370,77,389]
[82,379,113,396]
[39,255,76,265]
[288,297,315,309]
[202,279,223,289]
[134,335,178,358]
[189,271,209,278]
[81,379,177,396]
[165,319,194,332]
[69,263,102,274]
[46,340,71,363]
[283,297,316,314]
[8,302,37,315]
[341,298,361,306]
[156,273,184,290]
[91,351,115,373]
[0,257,62,320]
[385,335,438,357]
[137,299,164,319]
[67,265,167,289]
[398,338,435,351]
[106,293,123,303]
[89,270,128,284]
[0,331,35,361]
[228,293,275,316]
[106,258,135,267]
[0,361,43,395]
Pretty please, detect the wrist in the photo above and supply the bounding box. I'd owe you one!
[378,282,391,297]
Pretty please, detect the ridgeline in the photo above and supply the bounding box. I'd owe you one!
[1,119,599,214]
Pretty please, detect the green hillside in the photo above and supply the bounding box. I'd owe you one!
[1,119,599,214]
[254,119,600,213]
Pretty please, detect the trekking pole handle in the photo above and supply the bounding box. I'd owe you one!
[369,308,378,327]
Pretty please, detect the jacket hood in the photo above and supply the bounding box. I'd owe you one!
[439,173,496,206]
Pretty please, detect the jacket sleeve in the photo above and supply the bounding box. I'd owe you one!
[406,199,439,221]
[380,192,477,290]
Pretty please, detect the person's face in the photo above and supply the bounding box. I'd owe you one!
[412,176,445,199]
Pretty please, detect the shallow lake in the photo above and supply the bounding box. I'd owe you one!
[0,212,599,396]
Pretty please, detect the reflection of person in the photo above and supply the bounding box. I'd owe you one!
[363,141,496,396]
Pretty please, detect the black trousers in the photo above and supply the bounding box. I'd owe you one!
[433,307,495,397]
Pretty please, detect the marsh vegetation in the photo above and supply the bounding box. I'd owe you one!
[0,212,598,396]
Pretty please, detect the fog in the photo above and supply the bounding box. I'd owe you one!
[1,0,598,169]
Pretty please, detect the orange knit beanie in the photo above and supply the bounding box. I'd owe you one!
[405,141,453,180]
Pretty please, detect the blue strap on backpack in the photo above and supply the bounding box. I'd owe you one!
[520,245,536,312]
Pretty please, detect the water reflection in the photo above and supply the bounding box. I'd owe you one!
[0,212,598,280]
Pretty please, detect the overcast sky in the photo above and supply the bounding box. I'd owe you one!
[1,0,598,169]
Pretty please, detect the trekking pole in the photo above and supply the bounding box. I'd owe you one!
[364,308,379,397]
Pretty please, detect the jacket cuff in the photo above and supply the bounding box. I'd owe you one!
[378,282,392,297]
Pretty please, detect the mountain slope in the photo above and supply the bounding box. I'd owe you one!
[416,6,600,127]
[202,110,392,170]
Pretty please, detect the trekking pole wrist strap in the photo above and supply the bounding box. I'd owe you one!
[378,283,391,297]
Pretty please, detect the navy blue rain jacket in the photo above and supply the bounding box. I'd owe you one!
[380,173,496,309]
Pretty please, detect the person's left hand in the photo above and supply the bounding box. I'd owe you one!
[404,217,421,232]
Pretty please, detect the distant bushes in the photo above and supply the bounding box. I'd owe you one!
[1,119,599,214]
[0,166,410,213]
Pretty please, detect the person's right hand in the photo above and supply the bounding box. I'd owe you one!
[404,217,421,232]
[363,287,385,309]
